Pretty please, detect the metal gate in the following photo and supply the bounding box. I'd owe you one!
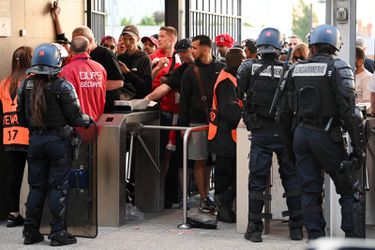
[186,0,241,43]
[87,0,106,42]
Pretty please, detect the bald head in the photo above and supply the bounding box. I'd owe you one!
[226,48,246,69]
[70,36,90,54]
[72,26,95,42]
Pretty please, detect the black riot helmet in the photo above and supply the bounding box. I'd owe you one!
[256,27,283,55]
[307,24,342,51]
[26,43,68,75]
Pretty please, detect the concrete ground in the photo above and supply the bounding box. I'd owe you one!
[1,207,374,250]
[0,207,309,250]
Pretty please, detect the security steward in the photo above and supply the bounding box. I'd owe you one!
[278,24,365,239]
[237,27,303,242]
[18,43,93,246]
[208,48,245,223]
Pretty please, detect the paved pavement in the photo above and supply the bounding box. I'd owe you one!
[0,207,309,250]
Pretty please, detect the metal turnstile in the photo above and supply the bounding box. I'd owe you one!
[97,110,160,226]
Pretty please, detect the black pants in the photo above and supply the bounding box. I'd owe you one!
[6,150,27,212]
[214,155,236,195]
[25,134,72,233]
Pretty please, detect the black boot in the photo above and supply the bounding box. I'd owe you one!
[244,222,263,242]
[216,187,236,223]
[49,231,77,246]
[289,220,303,240]
[23,225,44,245]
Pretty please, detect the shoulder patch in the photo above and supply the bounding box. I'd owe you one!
[251,63,283,78]
[292,63,327,77]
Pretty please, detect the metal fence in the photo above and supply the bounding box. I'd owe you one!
[87,0,106,43]
[187,0,242,43]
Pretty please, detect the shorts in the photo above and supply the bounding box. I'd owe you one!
[188,123,209,160]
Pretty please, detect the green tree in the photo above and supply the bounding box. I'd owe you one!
[120,17,133,26]
[153,11,165,25]
[291,0,318,41]
[139,16,156,26]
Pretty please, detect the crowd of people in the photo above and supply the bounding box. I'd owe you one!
[1,2,375,247]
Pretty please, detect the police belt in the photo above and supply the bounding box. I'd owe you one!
[298,117,332,132]
[31,128,62,136]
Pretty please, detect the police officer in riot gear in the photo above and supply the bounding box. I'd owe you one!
[278,24,365,239]
[18,43,93,246]
[237,27,303,242]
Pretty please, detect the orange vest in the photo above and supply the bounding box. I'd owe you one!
[208,70,242,143]
[0,78,29,146]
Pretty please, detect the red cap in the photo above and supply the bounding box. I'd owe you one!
[141,36,159,48]
[100,35,116,45]
[215,34,234,48]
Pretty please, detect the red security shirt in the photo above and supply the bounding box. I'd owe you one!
[150,49,181,113]
[60,53,107,122]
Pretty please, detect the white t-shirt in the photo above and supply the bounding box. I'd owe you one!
[367,72,375,93]
[355,69,373,103]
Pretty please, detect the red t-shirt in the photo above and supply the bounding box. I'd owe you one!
[60,53,107,122]
[150,49,181,113]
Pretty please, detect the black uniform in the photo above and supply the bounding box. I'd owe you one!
[18,76,91,236]
[278,52,364,239]
[238,56,302,239]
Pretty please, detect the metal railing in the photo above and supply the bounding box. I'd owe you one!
[141,124,209,229]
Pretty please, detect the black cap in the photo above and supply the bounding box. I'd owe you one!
[175,38,192,52]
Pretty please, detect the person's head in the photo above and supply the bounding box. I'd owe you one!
[175,38,194,64]
[356,46,366,74]
[141,36,158,55]
[26,43,68,127]
[242,39,257,59]
[72,26,96,48]
[307,24,342,55]
[121,25,140,53]
[356,37,366,51]
[288,35,302,50]
[70,36,90,55]
[215,33,234,57]
[116,35,126,56]
[158,26,178,52]
[291,43,309,63]
[256,27,283,59]
[8,46,33,97]
[191,35,212,61]
[100,35,117,53]
[226,48,246,70]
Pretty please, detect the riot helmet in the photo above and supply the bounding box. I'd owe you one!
[307,24,342,51]
[26,43,68,75]
[256,27,283,54]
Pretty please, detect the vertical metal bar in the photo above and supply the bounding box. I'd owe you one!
[178,128,193,229]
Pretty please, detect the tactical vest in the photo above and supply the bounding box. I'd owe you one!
[208,70,242,143]
[24,78,69,129]
[292,58,339,120]
[0,78,29,146]
[246,59,283,119]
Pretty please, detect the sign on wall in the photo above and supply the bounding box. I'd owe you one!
[0,0,11,37]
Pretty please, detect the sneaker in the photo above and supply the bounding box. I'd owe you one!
[199,198,216,213]
[23,227,44,245]
[7,214,24,227]
[49,231,77,246]
[178,198,191,210]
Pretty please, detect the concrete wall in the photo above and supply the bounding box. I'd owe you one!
[0,0,85,80]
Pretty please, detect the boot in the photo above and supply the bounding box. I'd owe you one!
[49,231,77,246]
[289,220,303,241]
[215,187,236,223]
[217,206,236,223]
[244,222,263,242]
[23,225,44,245]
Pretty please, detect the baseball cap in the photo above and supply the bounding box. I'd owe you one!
[141,36,159,47]
[122,25,139,37]
[215,34,234,48]
[175,38,192,52]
